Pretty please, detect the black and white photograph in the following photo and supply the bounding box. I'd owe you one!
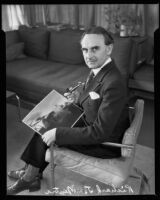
[22,89,84,135]
[4,4,158,196]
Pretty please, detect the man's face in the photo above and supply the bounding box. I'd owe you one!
[81,34,110,69]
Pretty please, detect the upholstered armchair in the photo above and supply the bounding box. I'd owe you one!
[45,99,144,193]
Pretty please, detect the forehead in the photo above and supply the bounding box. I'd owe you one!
[81,34,105,48]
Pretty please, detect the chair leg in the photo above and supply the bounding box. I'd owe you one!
[130,167,150,194]
[50,164,56,190]
[50,143,56,191]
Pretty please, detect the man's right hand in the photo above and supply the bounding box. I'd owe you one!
[64,90,79,104]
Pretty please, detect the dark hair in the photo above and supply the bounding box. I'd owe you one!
[80,26,114,45]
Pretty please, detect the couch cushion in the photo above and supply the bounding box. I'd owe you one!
[6,57,89,102]
[111,35,133,78]
[129,79,154,93]
[6,42,26,62]
[133,65,154,82]
[48,29,84,64]
[129,65,154,92]
[5,30,21,47]
[18,26,49,59]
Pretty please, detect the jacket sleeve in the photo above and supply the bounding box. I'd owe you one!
[55,80,127,145]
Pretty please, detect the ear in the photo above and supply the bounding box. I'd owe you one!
[106,44,113,56]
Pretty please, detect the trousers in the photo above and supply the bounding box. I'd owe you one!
[21,133,49,173]
[20,132,122,174]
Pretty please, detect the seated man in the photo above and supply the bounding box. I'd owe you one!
[7,26,130,195]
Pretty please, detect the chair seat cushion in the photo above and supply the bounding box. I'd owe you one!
[46,146,135,187]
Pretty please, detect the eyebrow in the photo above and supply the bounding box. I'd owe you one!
[81,46,100,51]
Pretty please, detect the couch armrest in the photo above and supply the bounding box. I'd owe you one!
[5,30,21,47]
[129,37,148,77]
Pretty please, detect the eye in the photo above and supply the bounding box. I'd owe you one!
[92,47,99,52]
[81,48,88,53]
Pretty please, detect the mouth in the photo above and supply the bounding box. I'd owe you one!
[87,60,96,64]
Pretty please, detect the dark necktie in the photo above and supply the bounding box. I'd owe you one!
[85,71,94,89]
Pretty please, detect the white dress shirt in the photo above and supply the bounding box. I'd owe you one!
[92,57,112,77]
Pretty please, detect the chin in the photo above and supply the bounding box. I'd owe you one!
[87,64,98,69]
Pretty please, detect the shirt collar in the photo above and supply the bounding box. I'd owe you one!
[92,57,112,76]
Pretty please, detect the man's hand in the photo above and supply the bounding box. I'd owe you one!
[42,128,56,146]
[64,90,79,104]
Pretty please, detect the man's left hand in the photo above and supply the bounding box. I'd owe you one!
[42,128,56,146]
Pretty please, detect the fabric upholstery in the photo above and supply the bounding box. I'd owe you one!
[48,30,84,64]
[129,79,154,93]
[46,147,133,187]
[46,146,133,187]
[128,36,153,76]
[46,100,144,188]
[129,65,154,92]
[111,35,133,78]
[121,100,144,157]
[5,30,21,47]
[18,26,49,59]
[6,29,150,103]
[6,57,89,102]
[133,65,154,82]
[6,42,26,62]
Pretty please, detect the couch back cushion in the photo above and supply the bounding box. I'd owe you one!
[129,36,154,76]
[111,35,133,78]
[48,29,84,64]
[5,30,21,47]
[18,26,49,59]
[6,42,26,62]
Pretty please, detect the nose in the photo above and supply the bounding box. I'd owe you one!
[86,50,93,60]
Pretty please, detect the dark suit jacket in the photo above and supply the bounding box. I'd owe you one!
[55,60,130,158]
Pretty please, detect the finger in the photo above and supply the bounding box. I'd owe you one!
[42,136,47,144]
[47,141,50,146]
[64,92,70,96]
[67,99,74,104]
[45,139,48,145]
[42,132,47,138]
[41,135,44,140]
[67,97,73,101]
[69,87,73,91]
[43,137,46,143]
[42,136,46,142]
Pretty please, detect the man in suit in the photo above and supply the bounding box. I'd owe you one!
[7,26,129,195]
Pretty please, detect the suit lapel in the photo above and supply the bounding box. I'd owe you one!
[79,61,113,105]
[80,78,101,104]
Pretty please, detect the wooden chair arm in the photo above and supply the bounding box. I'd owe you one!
[102,142,134,149]
[50,142,55,189]
[15,95,22,122]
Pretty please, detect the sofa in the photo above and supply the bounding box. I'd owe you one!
[128,36,154,100]
[6,25,153,104]
[129,62,154,100]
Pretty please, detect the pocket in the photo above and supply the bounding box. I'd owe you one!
[88,97,102,108]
